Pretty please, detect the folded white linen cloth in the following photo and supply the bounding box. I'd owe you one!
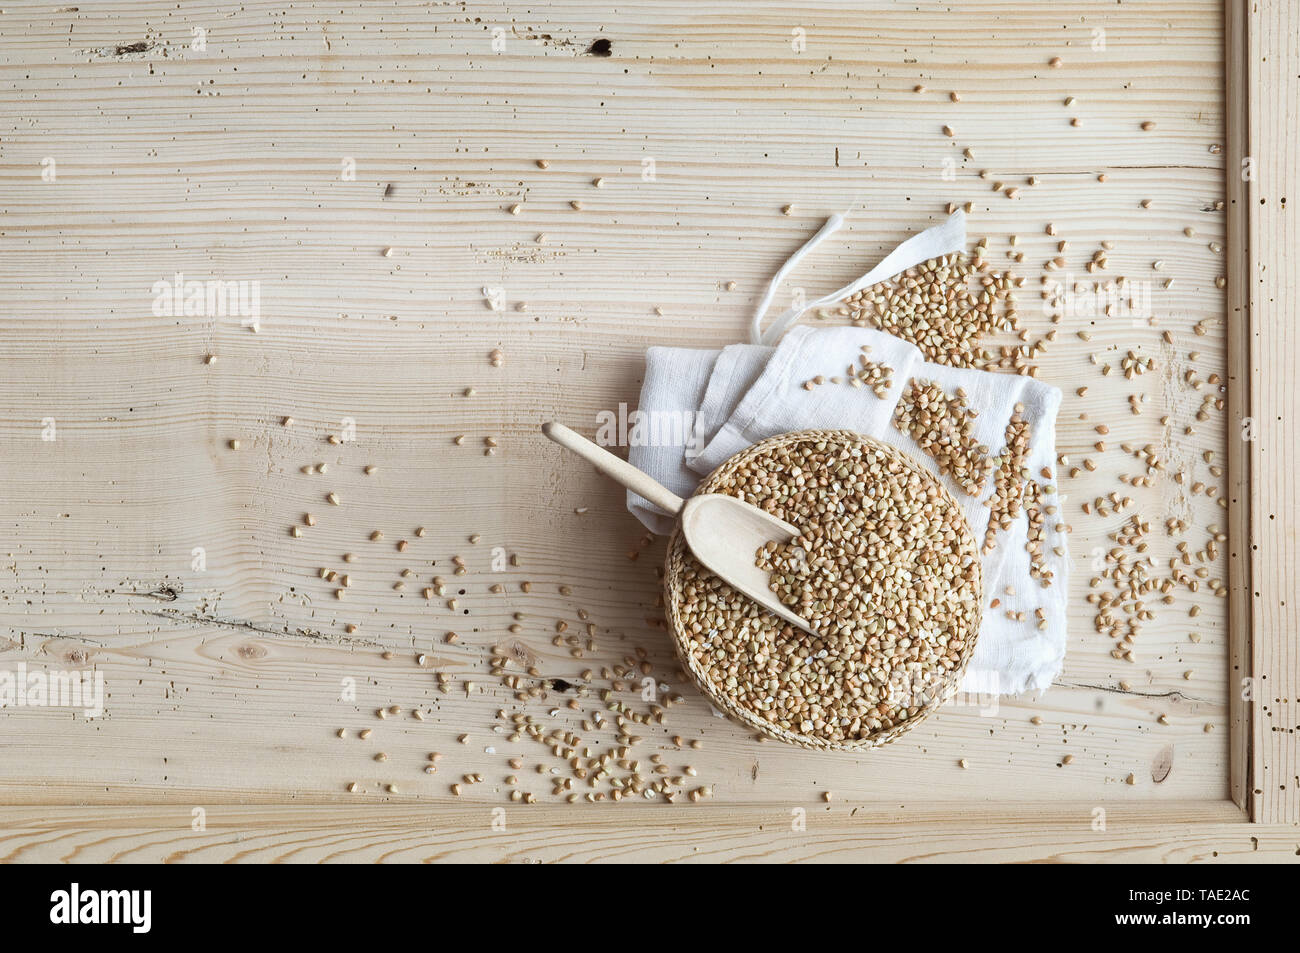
[626,213,1067,695]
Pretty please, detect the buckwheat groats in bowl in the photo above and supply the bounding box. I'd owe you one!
[665,430,983,750]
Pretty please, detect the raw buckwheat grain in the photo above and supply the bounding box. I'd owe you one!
[667,431,982,748]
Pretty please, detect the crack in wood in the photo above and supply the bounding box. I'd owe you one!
[1053,679,1207,704]
[139,608,383,649]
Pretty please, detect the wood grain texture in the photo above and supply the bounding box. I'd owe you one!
[1240,0,1299,825]
[0,0,1252,844]
[1223,0,1252,816]
[1,802,1284,864]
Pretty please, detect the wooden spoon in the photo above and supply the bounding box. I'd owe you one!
[542,422,815,634]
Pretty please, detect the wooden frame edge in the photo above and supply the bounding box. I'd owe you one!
[1223,0,1254,818]
[1228,0,1300,826]
[0,800,1264,863]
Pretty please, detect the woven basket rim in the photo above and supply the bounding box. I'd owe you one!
[663,428,984,752]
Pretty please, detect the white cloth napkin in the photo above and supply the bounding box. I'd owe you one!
[627,216,1067,695]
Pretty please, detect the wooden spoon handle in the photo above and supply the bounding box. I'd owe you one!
[542,422,685,517]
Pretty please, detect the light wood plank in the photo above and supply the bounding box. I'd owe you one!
[1241,0,1300,825]
[0,1,1240,818]
[0,802,1281,864]
[1223,0,1252,814]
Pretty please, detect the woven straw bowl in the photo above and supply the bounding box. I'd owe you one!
[663,429,983,751]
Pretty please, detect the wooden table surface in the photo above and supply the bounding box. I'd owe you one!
[0,0,1246,855]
